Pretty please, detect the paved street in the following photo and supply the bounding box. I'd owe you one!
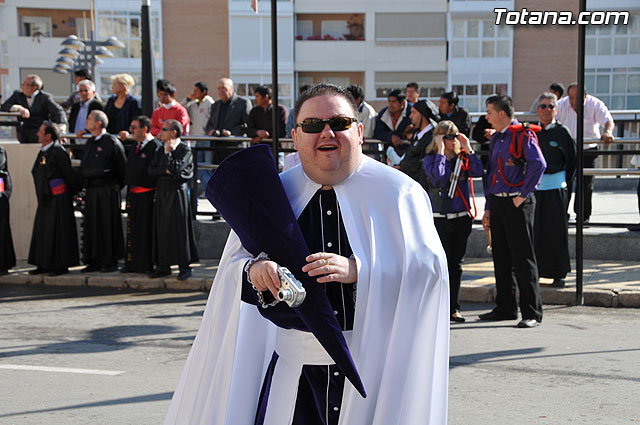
[1,285,639,424]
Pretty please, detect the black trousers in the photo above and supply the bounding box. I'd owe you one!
[567,147,597,220]
[489,195,542,321]
[434,216,472,315]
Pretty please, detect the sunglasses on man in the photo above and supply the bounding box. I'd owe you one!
[295,117,358,133]
[537,104,555,110]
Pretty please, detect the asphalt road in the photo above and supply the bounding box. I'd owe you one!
[1,285,639,424]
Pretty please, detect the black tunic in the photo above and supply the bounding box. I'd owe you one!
[79,132,127,267]
[148,142,199,269]
[254,188,355,425]
[124,138,162,272]
[28,143,81,270]
[0,146,16,271]
[534,122,576,279]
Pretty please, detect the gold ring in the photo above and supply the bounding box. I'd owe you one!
[324,259,330,266]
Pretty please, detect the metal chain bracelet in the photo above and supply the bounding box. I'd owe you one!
[244,252,280,308]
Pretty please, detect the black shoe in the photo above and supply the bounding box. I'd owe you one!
[119,266,133,273]
[149,269,171,279]
[0,269,8,276]
[81,264,100,273]
[517,319,540,328]
[451,313,466,323]
[552,278,566,288]
[48,268,69,277]
[177,269,192,281]
[478,310,518,321]
[100,265,118,273]
[29,267,49,275]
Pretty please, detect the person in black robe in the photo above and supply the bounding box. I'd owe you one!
[0,145,16,275]
[79,110,127,273]
[148,119,198,280]
[120,115,162,274]
[28,121,82,276]
[532,93,576,287]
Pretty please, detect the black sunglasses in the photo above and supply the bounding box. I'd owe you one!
[538,104,555,110]
[443,134,459,140]
[296,117,358,133]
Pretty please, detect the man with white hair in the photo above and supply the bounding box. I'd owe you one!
[1,74,67,143]
[68,79,104,135]
[204,77,252,163]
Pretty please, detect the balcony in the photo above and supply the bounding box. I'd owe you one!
[295,13,365,42]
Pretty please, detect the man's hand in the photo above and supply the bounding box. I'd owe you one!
[75,130,86,139]
[512,195,526,208]
[256,130,269,138]
[250,137,262,144]
[600,131,614,145]
[221,129,232,137]
[118,130,130,141]
[207,129,215,136]
[484,128,496,139]
[248,259,281,299]
[18,106,30,119]
[391,134,403,147]
[482,210,490,231]
[302,252,357,284]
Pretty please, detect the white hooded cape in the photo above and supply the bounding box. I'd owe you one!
[164,155,450,425]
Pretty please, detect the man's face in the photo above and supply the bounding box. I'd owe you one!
[388,96,404,114]
[293,94,363,186]
[405,87,419,104]
[439,97,454,115]
[158,90,173,105]
[410,107,424,128]
[217,82,233,102]
[86,112,99,132]
[78,85,95,103]
[159,125,174,143]
[536,98,557,125]
[129,120,146,142]
[21,78,37,97]
[254,92,269,109]
[36,124,50,145]
[193,86,205,101]
[485,103,504,130]
[568,86,585,113]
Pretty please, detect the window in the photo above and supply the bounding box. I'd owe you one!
[586,14,640,56]
[321,20,348,39]
[21,16,52,38]
[296,20,312,39]
[375,72,446,101]
[451,83,508,112]
[450,19,511,58]
[376,13,445,42]
[97,10,160,59]
[586,67,640,109]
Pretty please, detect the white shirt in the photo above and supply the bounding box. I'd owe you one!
[357,101,377,139]
[556,94,613,149]
[41,141,54,151]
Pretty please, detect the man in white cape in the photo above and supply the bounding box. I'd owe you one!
[164,84,450,425]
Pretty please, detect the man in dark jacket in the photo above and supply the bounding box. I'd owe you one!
[205,77,252,163]
[399,99,440,192]
[149,119,199,280]
[79,110,127,273]
[1,74,67,143]
[68,80,104,134]
[28,121,82,276]
[438,91,471,137]
[373,89,413,160]
[121,115,162,274]
[246,85,287,144]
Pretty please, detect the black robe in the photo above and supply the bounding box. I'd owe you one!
[28,143,82,270]
[534,122,576,279]
[148,142,198,269]
[124,138,162,272]
[0,146,16,271]
[79,132,127,267]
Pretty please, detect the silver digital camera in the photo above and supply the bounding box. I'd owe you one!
[277,266,307,308]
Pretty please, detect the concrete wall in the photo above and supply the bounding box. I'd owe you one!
[512,0,580,111]
[2,141,40,260]
[161,0,229,100]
